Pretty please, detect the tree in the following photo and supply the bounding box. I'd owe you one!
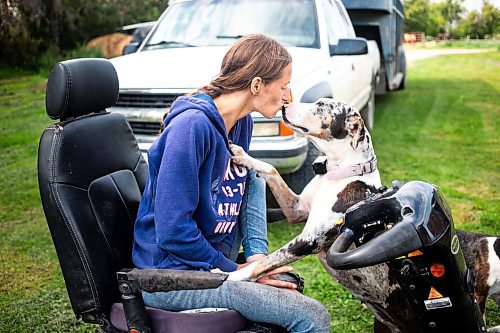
[404,0,432,32]
[460,10,482,38]
[456,1,500,38]
[0,0,167,68]
[480,1,500,36]
[428,2,447,36]
[439,0,465,34]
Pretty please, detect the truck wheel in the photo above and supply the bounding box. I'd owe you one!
[266,143,320,208]
[361,79,376,130]
[397,74,406,90]
[397,52,406,90]
[283,142,319,194]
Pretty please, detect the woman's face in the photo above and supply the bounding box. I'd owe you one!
[254,64,292,119]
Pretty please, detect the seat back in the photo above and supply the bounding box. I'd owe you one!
[38,58,148,324]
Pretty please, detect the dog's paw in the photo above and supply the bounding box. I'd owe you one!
[226,262,258,282]
[229,143,255,167]
[230,143,276,176]
[229,142,246,157]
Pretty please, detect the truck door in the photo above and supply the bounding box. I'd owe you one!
[323,0,358,106]
[334,0,371,110]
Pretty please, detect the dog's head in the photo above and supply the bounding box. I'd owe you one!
[282,98,368,155]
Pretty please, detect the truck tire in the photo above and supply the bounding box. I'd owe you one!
[397,51,406,90]
[266,142,319,208]
[360,78,376,130]
[282,142,319,194]
[398,75,406,90]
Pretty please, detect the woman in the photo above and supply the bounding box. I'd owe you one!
[132,33,330,333]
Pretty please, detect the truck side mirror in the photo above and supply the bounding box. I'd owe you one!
[329,38,368,56]
[123,42,140,55]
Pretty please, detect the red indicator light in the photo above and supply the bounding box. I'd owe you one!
[430,263,445,278]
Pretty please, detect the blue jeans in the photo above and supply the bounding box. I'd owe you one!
[142,281,330,333]
[229,170,268,261]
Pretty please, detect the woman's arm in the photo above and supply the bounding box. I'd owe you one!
[154,112,237,272]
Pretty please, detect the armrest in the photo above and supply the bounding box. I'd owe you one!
[117,268,228,293]
[116,268,229,333]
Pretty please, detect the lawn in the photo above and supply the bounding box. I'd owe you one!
[411,39,500,51]
[0,51,498,332]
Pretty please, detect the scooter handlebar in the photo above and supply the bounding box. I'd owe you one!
[326,221,423,270]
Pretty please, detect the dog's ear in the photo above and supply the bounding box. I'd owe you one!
[346,115,365,149]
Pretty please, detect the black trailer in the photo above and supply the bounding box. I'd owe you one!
[341,0,406,94]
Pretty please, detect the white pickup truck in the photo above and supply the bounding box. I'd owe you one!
[109,0,380,193]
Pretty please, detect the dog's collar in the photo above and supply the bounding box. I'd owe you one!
[313,156,378,180]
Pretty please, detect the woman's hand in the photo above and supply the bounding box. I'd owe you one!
[256,266,298,291]
[239,253,298,290]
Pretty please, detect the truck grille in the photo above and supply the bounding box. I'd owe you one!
[129,120,162,135]
[115,93,181,109]
[115,93,182,135]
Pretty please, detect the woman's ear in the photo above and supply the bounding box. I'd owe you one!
[250,77,263,96]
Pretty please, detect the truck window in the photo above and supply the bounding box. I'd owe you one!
[144,0,319,50]
[324,0,351,45]
[334,0,356,38]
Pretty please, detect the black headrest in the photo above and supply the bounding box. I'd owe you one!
[45,58,119,120]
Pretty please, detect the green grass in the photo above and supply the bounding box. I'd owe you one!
[0,74,90,331]
[0,52,499,332]
[412,39,500,51]
[435,39,500,50]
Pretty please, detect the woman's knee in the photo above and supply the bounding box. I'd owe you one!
[297,297,330,331]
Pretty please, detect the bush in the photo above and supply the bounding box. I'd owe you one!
[434,38,500,50]
[37,45,105,75]
[0,0,166,71]
[0,26,44,69]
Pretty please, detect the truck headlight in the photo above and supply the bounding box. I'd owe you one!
[253,120,294,137]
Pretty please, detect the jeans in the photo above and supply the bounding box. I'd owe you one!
[142,281,330,333]
[229,170,269,261]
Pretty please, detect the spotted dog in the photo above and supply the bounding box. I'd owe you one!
[227,98,500,332]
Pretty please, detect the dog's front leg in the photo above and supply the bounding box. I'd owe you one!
[230,143,308,223]
[227,213,343,281]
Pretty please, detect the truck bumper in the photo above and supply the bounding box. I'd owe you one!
[136,134,309,175]
[249,135,309,174]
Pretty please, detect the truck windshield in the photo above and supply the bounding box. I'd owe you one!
[143,0,319,50]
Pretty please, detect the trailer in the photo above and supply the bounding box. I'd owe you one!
[341,0,406,94]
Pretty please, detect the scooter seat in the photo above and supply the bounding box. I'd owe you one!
[110,302,247,333]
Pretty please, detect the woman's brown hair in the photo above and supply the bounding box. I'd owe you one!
[160,34,292,132]
[196,33,292,98]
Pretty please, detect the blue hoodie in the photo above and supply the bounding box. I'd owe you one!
[132,94,252,272]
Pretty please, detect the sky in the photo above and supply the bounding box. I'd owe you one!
[459,0,500,12]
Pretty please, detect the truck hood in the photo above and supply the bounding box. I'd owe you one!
[110,46,327,90]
